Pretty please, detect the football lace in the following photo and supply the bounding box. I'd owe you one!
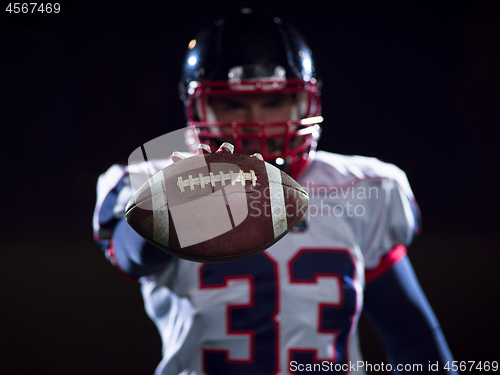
[177,169,257,192]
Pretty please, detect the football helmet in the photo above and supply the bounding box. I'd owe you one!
[179,9,322,179]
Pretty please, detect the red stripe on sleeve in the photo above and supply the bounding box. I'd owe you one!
[108,238,139,282]
[365,245,407,283]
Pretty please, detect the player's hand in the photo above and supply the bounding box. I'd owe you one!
[171,142,263,163]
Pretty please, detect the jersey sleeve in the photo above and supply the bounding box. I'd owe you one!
[303,152,421,274]
[360,161,421,273]
[92,164,132,252]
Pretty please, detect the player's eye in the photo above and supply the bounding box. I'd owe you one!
[226,102,245,110]
[263,95,294,109]
[263,100,284,109]
[220,101,245,111]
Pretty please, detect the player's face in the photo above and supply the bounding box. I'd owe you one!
[209,93,294,155]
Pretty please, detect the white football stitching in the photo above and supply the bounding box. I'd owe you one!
[177,169,257,192]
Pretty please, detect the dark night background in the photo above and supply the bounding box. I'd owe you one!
[1,0,499,374]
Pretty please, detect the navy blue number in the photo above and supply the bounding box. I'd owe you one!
[288,249,357,374]
[200,253,279,375]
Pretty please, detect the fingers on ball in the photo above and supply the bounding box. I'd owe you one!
[171,151,187,163]
[217,142,234,154]
[195,143,212,155]
[251,153,264,161]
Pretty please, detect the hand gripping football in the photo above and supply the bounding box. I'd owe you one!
[125,153,309,263]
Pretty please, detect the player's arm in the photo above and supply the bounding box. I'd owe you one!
[93,164,173,280]
[363,254,457,374]
[105,143,242,279]
[110,217,173,279]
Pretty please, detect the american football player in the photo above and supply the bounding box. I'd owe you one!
[93,9,457,374]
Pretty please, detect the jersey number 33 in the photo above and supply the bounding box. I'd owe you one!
[198,248,357,374]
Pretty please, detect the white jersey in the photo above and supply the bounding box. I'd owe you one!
[93,151,419,375]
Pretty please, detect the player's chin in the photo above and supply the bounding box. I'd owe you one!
[241,139,283,155]
[211,138,285,157]
[265,139,285,156]
[241,145,281,157]
[241,147,262,156]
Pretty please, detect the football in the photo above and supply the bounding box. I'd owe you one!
[125,153,309,263]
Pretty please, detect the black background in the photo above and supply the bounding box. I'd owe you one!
[1,0,499,374]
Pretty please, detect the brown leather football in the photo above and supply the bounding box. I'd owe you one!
[125,153,308,263]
